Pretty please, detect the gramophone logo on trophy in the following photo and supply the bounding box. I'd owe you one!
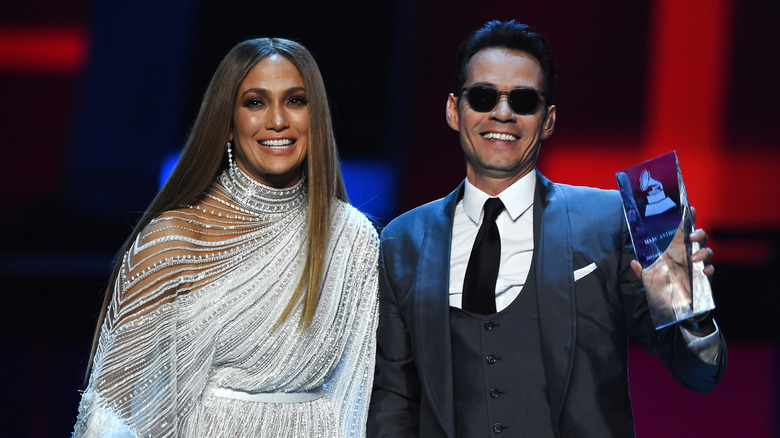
[640,169,677,217]
[616,151,715,329]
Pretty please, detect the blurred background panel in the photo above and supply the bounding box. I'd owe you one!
[0,0,777,436]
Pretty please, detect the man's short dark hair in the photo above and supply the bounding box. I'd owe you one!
[453,20,557,104]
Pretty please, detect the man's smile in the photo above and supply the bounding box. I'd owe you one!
[481,132,519,141]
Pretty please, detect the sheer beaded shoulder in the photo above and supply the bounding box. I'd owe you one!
[110,172,306,326]
[74,167,379,438]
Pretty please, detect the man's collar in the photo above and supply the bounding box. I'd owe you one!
[463,170,536,224]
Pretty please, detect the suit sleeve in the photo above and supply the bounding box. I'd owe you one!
[367,245,422,437]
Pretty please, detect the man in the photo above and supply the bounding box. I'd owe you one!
[368,20,725,437]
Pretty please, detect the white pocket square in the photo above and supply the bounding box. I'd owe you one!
[573,262,597,281]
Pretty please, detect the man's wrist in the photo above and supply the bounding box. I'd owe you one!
[680,311,715,335]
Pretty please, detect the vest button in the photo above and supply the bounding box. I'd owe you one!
[490,387,501,398]
[492,423,504,433]
[486,355,497,364]
[484,321,494,331]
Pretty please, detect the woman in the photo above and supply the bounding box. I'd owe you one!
[73,38,379,437]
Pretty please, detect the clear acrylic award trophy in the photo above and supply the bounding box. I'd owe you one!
[615,151,715,329]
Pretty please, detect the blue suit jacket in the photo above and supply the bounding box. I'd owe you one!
[368,172,726,437]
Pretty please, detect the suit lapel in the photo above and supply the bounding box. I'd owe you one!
[535,173,577,426]
[414,183,463,437]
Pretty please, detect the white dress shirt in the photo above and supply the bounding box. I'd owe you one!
[449,171,536,311]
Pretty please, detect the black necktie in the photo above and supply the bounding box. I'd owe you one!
[462,197,505,315]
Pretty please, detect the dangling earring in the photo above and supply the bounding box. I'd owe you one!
[226,140,238,174]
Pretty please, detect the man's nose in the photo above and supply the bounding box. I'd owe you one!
[491,95,515,121]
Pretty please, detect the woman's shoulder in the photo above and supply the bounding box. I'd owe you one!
[135,200,223,248]
[124,206,212,279]
[332,200,379,242]
[113,205,217,319]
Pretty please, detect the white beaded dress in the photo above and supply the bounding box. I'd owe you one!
[73,166,379,438]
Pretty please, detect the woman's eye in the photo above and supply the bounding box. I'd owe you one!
[288,96,308,107]
[244,98,265,108]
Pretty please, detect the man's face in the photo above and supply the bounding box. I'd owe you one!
[446,47,555,193]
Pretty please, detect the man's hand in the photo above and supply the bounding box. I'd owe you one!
[630,207,713,316]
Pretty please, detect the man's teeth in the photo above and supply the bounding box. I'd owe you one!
[482,132,518,141]
[260,139,294,148]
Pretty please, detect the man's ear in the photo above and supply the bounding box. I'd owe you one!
[446,93,461,132]
[541,105,556,139]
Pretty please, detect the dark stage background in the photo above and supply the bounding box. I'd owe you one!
[1,0,778,436]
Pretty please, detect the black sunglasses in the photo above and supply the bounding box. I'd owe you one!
[461,85,544,115]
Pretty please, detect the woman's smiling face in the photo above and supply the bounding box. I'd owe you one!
[231,53,309,188]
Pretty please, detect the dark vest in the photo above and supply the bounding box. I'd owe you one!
[450,254,556,437]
